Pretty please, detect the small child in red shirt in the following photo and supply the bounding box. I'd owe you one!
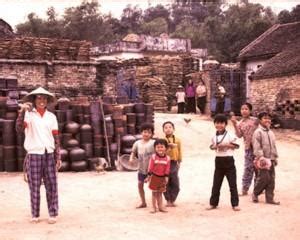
[146,139,171,213]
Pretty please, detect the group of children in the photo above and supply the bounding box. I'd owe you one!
[129,121,182,213]
[130,102,280,214]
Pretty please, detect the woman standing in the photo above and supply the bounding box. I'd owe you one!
[185,79,196,113]
[16,87,61,224]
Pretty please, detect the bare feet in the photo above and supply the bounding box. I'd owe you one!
[30,217,39,223]
[158,208,168,213]
[166,201,176,207]
[150,209,157,214]
[206,205,217,210]
[239,190,248,196]
[48,217,57,224]
[232,206,241,211]
[136,203,147,209]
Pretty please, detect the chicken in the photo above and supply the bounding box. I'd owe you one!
[184,118,191,124]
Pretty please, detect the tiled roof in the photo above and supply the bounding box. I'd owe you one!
[253,37,300,80]
[238,22,300,61]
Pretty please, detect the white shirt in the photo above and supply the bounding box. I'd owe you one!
[211,131,238,157]
[24,109,58,154]
[196,85,207,97]
[175,91,185,103]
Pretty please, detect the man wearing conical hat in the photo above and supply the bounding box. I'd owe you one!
[16,87,61,224]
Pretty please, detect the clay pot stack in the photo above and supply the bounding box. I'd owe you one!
[0,83,22,172]
[0,93,154,172]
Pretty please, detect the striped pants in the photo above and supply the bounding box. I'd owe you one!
[26,153,58,218]
[242,149,256,192]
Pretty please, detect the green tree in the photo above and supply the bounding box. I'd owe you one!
[140,17,168,36]
[16,13,46,37]
[143,4,170,23]
[44,7,64,38]
[211,3,275,62]
[120,5,143,34]
[278,10,292,23]
[62,0,104,42]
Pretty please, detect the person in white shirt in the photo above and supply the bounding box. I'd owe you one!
[16,87,61,224]
[215,82,226,114]
[206,114,240,211]
[175,85,186,114]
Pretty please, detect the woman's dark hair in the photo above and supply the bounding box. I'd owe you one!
[241,102,253,111]
[162,121,175,129]
[140,122,154,134]
[214,114,228,125]
[154,138,168,148]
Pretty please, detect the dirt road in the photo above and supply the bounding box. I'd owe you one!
[1,113,300,240]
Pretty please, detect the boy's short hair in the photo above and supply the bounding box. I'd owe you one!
[214,114,228,125]
[258,111,271,120]
[140,122,154,134]
[162,121,175,129]
[241,102,253,111]
[154,138,168,148]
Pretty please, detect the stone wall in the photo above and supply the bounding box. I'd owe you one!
[250,74,300,115]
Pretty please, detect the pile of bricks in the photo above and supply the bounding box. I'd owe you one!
[0,37,91,61]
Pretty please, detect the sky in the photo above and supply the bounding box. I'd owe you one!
[0,0,299,30]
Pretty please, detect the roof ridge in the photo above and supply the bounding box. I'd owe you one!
[239,24,280,57]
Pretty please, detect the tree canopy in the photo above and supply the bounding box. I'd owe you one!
[14,0,294,63]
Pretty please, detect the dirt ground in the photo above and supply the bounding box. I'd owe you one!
[1,113,300,240]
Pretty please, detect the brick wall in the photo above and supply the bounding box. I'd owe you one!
[0,61,47,88]
[0,60,98,96]
[250,74,300,114]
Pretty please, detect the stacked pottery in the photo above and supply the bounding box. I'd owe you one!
[134,103,145,133]
[2,119,17,172]
[65,121,87,171]
[121,134,136,155]
[0,119,3,171]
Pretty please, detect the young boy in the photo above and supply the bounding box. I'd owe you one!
[252,112,280,205]
[162,121,182,207]
[175,85,185,114]
[129,123,155,208]
[207,114,240,211]
[231,102,258,196]
[146,139,170,213]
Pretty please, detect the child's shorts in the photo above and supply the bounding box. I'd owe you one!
[138,172,147,182]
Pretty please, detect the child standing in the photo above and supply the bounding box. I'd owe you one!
[231,103,258,195]
[207,114,240,211]
[162,121,182,207]
[175,85,185,114]
[129,123,155,208]
[146,139,171,213]
[252,112,280,205]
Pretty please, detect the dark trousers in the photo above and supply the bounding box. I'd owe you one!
[216,99,225,114]
[253,162,275,202]
[186,97,196,113]
[197,96,206,114]
[164,161,180,203]
[177,102,185,114]
[209,156,239,207]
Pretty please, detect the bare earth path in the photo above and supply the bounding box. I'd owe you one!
[1,113,300,240]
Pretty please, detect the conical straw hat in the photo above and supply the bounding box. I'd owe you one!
[22,87,56,104]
